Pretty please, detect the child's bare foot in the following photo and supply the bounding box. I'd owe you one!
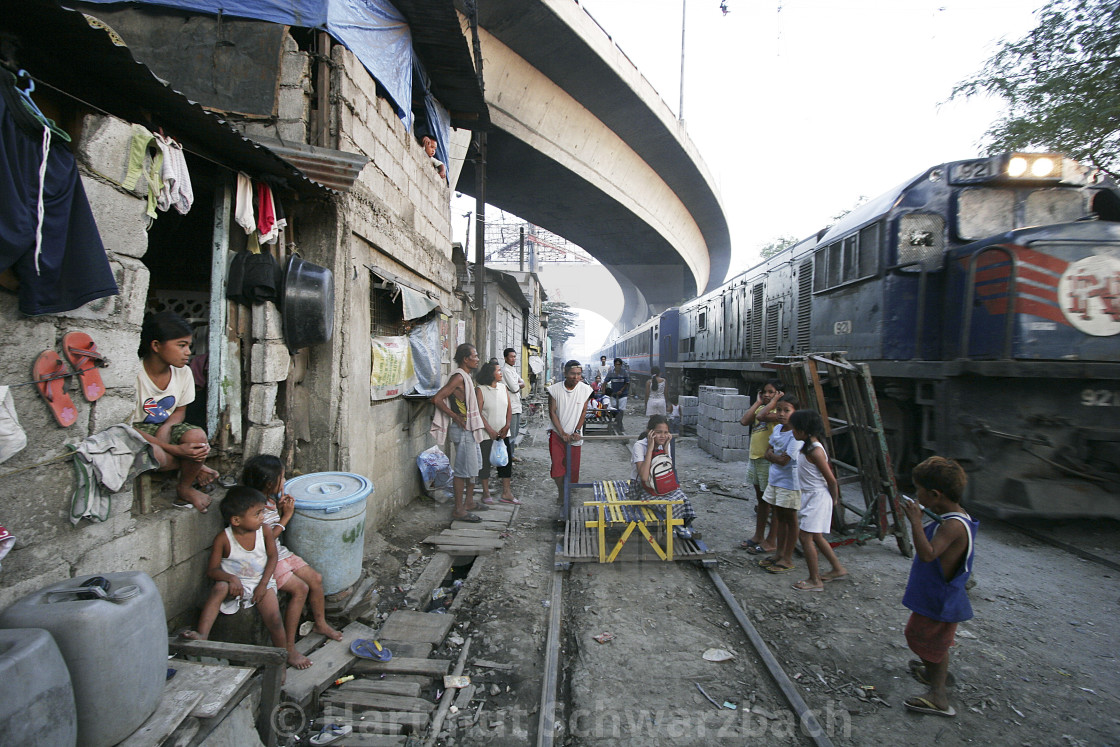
[197,465,219,486]
[288,649,313,669]
[314,622,343,641]
[822,570,849,582]
[792,580,824,592]
[179,629,205,640]
[175,486,211,512]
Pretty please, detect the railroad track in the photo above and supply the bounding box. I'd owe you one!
[536,545,837,747]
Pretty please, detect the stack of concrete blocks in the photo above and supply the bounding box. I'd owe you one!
[678,395,699,429]
[696,386,753,462]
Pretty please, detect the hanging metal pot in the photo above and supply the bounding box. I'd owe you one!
[281,255,334,351]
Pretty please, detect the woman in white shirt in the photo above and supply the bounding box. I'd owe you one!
[476,362,520,504]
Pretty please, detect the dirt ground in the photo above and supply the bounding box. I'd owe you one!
[367,399,1120,746]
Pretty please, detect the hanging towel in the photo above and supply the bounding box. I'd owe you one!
[120,124,162,222]
[155,133,194,214]
[0,525,13,572]
[256,182,278,243]
[69,424,158,524]
[0,386,27,465]
[429,368,486,444]
[235,172,256,235]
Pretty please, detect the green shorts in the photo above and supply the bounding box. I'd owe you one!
[132,422,203,444]
[746,457,770,492]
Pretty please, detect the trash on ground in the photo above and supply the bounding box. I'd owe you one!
[444,675,471,688]
[592,632,615,644]
[702,648,735,662]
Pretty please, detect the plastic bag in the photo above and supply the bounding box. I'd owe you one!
[416,445,453,502]
[490,438,509,467]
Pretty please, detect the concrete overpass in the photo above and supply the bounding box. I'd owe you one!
[453,0,731,330]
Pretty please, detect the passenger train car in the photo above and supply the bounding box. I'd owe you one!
[595,153,1120,518]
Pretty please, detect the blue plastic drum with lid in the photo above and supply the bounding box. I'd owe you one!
[284,472,373,595]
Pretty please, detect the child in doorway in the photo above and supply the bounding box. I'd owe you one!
[133,311,217,512]
[739,379,782,555]
[182,487,311,669]
[631,415,697,539]
[242,455,343,649]
[788,410,848,591]
[757,394,801,574]
[900,457,978,718]
[667,396,681,434]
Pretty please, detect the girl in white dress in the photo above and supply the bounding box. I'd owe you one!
[645,366,667,416]
[789,409,848,591]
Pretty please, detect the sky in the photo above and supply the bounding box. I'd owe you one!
[457,0,1047,356]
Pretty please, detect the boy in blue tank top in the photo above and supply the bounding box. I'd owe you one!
[900,456,979,718]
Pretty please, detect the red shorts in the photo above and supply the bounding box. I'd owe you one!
[905,612,957,663]
[549,431,581,481]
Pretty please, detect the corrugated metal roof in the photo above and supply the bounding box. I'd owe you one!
[251,138,370,194]
[1,0,332,196]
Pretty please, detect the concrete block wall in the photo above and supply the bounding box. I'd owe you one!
[696,386,751,462]
[0,112,219,623]
[238,34,309,143]
[678,395,699,428]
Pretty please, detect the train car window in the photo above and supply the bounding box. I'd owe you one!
[858,222,880,277]
[827,242,842,287]
[698,311,707,331]
[958,188,1014,239]
[1025,189,1085,226]
[842,236,859,281]
[897,213,946,271]
[813,248,828,292]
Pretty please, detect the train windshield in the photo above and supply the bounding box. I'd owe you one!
[957,187,1087,240]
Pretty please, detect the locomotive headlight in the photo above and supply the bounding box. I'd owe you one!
[1031,156,1057,177]
[1007,156,1029,177]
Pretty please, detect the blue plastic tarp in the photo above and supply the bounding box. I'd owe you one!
[80,0,413,126]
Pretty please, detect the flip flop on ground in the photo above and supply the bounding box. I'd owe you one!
[904,696,956,717]
[822,571,849,582]
[792,580,824,592]
[500,497,522,504]
[309,724,353,745]
[740,539,765,554]
[757,557,778,568]
[349,638,392,661]
[452,512,483,523]
[765,563,796,574]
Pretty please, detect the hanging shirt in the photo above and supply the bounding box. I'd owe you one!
[0,77,118,315]
[234,172,255,235]
[256,182,278,243]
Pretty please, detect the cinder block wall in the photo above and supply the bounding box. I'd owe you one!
[0,113,221,619]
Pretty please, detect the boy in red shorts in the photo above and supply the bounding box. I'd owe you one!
[900,456,978,717]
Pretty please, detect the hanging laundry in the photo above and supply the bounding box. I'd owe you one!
[154,133,194,214]
[68,424,159,525]
[0,385,27,465]
[235,172,256,235]
[0,72,118,315]
[120,123,162,223]
[256,181,278,243]
[0,525,13,572]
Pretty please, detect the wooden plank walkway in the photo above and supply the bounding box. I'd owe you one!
[283,621,377,706]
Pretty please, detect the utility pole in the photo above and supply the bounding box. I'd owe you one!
[468,1,488,355]
[678,0,686,122]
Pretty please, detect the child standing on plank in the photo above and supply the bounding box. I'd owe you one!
[133,311,217,512]
[242,455,343,647]
[739,379,782,555]
[788,410,847,591]
[900,457,978,718]
[757,394,801,574]
[182,487,311,669]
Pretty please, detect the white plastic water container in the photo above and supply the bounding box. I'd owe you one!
[285,472,372,595]
[0,572,166,747]
[0,628,77,746]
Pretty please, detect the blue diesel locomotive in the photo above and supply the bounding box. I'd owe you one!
[596,153,1120,518]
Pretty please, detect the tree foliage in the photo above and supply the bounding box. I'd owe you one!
[543,301,578,348]
[759,235,798,260]
[952,0,1120,177]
